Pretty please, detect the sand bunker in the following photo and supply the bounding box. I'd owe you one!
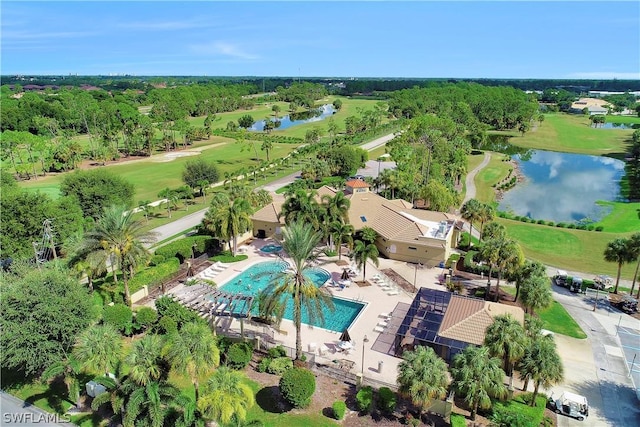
[152,151,201,162]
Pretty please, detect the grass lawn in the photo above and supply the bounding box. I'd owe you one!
[605,115,640,125]
[537,301,587,339]
[20,141,300,202]
[507,113,633,157]
[592,201,640,233]
[492,394,548,425]
[243,378,336,427]
[499,218,637,280]
[474,152,512,203]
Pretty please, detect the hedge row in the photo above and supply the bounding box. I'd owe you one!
[496,211,603,231]
[129,257,181,294]
[154,235,216,264]
[211,128,303,144]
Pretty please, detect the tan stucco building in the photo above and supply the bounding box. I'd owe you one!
[250,180,461,267]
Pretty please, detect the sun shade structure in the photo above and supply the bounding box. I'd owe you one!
[394,288,523,362]
[339,328,352,343]
[169,283,254,319]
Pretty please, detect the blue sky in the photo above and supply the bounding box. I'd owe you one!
[2,1,639,78]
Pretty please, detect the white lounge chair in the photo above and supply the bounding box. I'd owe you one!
[379,312,390,318]
[387,290,399,296]
[374,326,385,333]
[377,321,388,327]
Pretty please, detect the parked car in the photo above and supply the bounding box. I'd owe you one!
[610,294,639,314]
[548,391,589,421]
[593,275,613,291]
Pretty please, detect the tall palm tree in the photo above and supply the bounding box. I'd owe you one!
[164,322,220,402]
[482,221,506,241]
[397,346,449,419]
[261,222,334,360]
[203,197,252,256]
[604,237,634,294]
[73,324,122,376]
[120,378,182,427]
[461,200,482,237]
[331,222,354,260]
[280,189,321,230]
[451,345,508,421]
[518,337,564,406]
[480,238,524,301]
[126,334,168,386]
[478,203,495,241]
[628,233,640,297]
[41,355,83,407]
[519,274,553,315]
[197,366,255,425]
[484,314,527,389]
[77,205,157,306]
[352,240,379,281]
[509,260,546,302]
[321,192,350,224]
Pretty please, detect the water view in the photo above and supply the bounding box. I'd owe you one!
[498,150,626,223]
[593,122,639,130]
[249,104,336,131]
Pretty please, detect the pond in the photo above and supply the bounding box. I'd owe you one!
[498,150,626,223]
[592,122,640,130]
[249,104,336,131]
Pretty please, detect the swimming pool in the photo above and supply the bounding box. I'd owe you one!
[220,261,364,332]
[260,244,283,253]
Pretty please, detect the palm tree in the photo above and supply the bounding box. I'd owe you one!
[77,205,157,306]
[73,324,122,376]
[352,240,379,281]
[480,238,524,301]
[461,199,482,241]
[482,221,506,241]
[280,189,321,230]
[518,337,564,406]
[625,233,640,296]
[126,334,168,386]
[478,203,495,241]
[203,197,252,256]
[41,355,83,407]
[519,274,553,315]
[197,366,255,425]
[484,315,527,389]
[451,345,508,421]
[397,346,449,419]
[137,200,152,222]
[321,192,350,224]
[604,237,634,294]
[331,222,354,260]
[164,322,220,402]
[509,260,546,302]
[261,222,335,360]
[120,379,182,427]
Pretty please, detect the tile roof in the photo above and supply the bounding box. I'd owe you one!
[345,179,370,188]
[250,195,285,223]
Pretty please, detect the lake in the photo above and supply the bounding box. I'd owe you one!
[249,104,336,131]
[498,150,626,223]
[593,122,639,130]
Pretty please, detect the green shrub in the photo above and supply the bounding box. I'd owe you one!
[567,224,576,229]
[587,225,595,231]
[279,367,316,408]
[103,304,133,335]
[268,345,287,358]
[209,251,248,263]
[267,357,293,375]
[154,236,213,263]
[490,405,535,427]
[536,219,545,224]
[135,307,158,330]
[225,342,253,370]
[595,226,604,232]
[128,257,181,294]
[217,336,233,354]
[157,316,177,334]
[546,221,554,227]
[355,386,374,413]
[257,357,271,373]
[149,254,166,266]
[332,400,347,420]
[154,295,202,329]
[556,222,567,228]
[323,249,338,257]
[377,387,396,414]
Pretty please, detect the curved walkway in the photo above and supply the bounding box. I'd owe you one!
[462,151,491,204]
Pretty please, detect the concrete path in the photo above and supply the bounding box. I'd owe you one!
[0,391,74,426]
[462,150,490,204]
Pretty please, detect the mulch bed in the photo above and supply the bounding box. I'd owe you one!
[381,268,416,294]
[355,280,371,287]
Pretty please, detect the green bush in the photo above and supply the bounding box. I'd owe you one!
[209,250,248,263]
[332,400,347,420]
[225,342,253,370]
[268,345,287,358]
[587,225,595,231]
[149,254,166,266]
[128,257,181,294]
[490,405,535,427]
[135,307,158,330]
[546,221,555,227]
[377,387,397,414]
[536,219,545,224]
[595,226,604,232]
[355,386,374,413]
[556,222,567,228]
[154,295,202,329]
[154,235,214,263]
[267,357,293,375]
[257,357,271,373]
[157,316,177,334]
[279,367,316,408]
[567,224,576,229]
[103,304,133,335]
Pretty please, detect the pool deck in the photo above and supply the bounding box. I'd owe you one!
[163,239,450,386]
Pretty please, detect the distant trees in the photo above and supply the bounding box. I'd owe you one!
[60,169,135,219]
[237,114,255,130]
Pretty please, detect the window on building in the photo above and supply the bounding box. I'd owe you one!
[360,216,367,222]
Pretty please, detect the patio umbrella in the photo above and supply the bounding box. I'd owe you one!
[339,329,352,343]
[341,269,350,280]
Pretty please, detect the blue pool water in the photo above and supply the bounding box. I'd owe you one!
[220,261,364,332]
[260,244,283,253]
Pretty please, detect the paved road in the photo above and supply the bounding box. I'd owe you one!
[0,392,73,426]
[462,151,490,204]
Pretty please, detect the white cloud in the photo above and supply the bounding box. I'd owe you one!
[566,71,640,79]
[189,41,258,60]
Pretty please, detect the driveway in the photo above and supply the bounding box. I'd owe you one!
[0,392,74,426]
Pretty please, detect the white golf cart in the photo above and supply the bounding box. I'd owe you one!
[548,391,589,421]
